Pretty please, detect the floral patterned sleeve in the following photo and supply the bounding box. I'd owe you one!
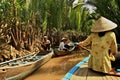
[110,32,117,55]
[78,34,92,47]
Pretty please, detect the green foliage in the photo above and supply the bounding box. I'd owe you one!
[0,0,94,36]
[72,0,95,34]
[88,0,120,43]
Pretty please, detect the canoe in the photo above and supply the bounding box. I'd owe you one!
[54,46,75,56]
[0,50,54,80]
[62,56,120,80]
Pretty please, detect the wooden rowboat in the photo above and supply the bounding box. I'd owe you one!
[62,56,120,80]
[54,46,75,56]
[0,50,54,80]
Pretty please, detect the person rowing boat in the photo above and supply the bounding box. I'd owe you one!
[77,16,120,76]
[54,37,75,56]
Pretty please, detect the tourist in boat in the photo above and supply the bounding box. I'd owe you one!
[58,37,70,51]
[53,37,74,56]
[41,36,51,51]
[77,16,120,76]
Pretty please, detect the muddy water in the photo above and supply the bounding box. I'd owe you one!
[24,50,89,80]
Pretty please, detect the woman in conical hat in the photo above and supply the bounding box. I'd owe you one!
[77,16,120,76]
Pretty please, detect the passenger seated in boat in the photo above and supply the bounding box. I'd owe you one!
[41,36,51,51]
[77,16,120,76]
[58,37,70,51]
[53,37,74,56]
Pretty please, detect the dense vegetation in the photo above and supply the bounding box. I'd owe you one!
[0,0,92,51]
[0,0,120,61]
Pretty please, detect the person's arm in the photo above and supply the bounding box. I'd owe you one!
[110,32,117,55]
[77,34,92,47]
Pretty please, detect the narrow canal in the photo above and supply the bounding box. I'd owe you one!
[24,49,89,80]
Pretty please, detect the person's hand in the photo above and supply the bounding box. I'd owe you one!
[77,42,83,47]
[76,44,79,47]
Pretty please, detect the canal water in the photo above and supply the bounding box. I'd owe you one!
[24,49,89,80]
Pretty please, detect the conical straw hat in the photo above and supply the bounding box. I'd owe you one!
[61,37,67,40]
[91,17,117,32]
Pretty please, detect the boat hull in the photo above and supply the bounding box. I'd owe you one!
[0,50,54,80]
[54,46,75,56]
[54,50,70,56]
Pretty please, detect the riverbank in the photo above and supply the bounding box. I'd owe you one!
[24,49,89,80]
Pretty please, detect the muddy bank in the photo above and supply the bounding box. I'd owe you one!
[24,49,89,80]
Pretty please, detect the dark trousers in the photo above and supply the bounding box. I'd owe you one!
[64,44,70,49]
[111,53,120,69]
[42,44,50,51]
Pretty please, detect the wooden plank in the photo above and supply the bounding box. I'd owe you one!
[106,75,120,80]
[105,75,113,80]
[101,73,120,80]
[116,76,120,80]
[70,67,88,80]
[86,68,120,80]
[62,57,89,80]
[86,69,104,80]
[110,76,120,80]
[102,75,108,80]
[70,62,88,80]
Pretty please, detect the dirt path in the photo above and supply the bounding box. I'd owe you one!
[24,50,89,80]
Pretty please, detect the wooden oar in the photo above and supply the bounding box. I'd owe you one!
[79,46,91,52]
[80,43,120,52]
[74,42,91,52]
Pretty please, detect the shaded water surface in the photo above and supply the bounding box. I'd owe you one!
[24,49,89,80]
